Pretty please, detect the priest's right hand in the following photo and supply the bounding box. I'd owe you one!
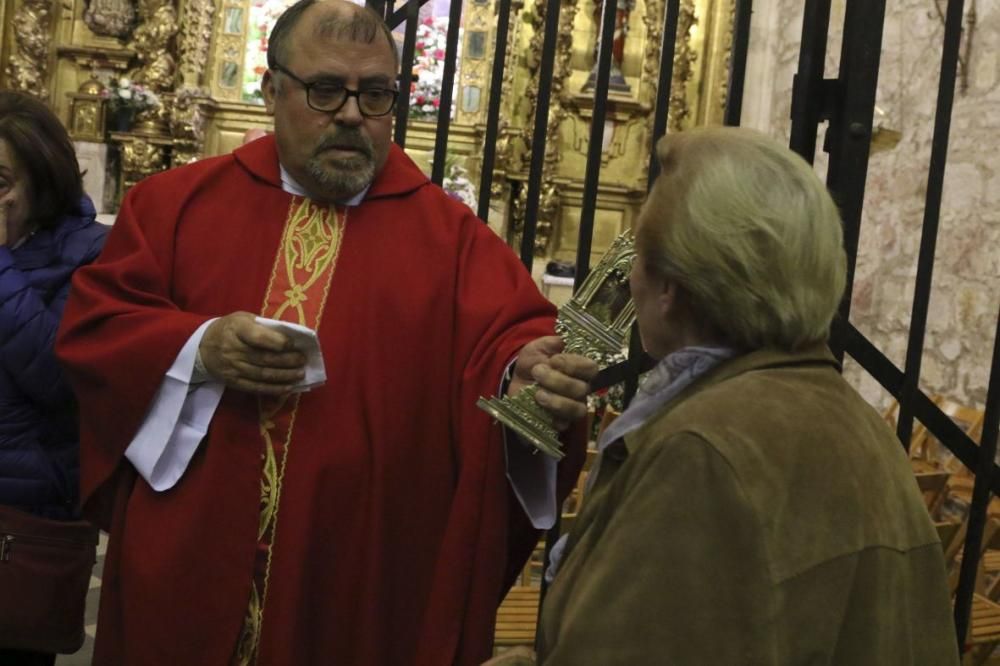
[199,312,306,395]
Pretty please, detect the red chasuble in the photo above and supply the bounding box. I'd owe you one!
[56,136,583,665]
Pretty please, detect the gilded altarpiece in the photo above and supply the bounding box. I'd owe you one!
[0,0,735,266]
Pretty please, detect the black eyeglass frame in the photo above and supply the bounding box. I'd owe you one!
[271,62,399,117]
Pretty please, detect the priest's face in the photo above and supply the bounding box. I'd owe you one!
[263,5,396,203]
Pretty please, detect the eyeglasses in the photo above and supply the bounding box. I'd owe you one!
[271,63,398,117]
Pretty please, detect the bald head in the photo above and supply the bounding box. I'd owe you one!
[267,0,399,73]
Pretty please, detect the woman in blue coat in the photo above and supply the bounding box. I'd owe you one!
[0,91,108,665]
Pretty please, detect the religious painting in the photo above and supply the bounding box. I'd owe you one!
[224,6,244,34]
[467,31,487,59]
[462,85,481,113]
[585,266,631,326]
[220,61,240,88]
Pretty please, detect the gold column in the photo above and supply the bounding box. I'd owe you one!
[5,0,56,96]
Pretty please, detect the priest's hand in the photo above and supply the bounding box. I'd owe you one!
[199,312,306,395]
[508,335,598,431]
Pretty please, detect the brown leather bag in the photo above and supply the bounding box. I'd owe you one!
[0,505,99,654]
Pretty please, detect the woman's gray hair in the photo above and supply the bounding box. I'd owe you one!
[638,126,847,351]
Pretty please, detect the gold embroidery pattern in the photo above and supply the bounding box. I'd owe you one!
[233,198,345,665]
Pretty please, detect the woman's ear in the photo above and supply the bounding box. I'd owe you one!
[658,278,681,319]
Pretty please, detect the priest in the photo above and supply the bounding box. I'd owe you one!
[55,1,596,664]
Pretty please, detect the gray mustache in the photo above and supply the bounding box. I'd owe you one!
[315,133,372,157]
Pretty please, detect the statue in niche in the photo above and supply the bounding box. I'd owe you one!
[84,0,135,38]
[128,0,178,92]
[583,0,634,93]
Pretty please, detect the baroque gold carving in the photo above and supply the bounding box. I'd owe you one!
[718,0,735,115]
[170,88,212,165]
[517,0,578,255]
[669,0,697,132]
[84,0,136,38]
[129,0,179,92]
[120,137,165,174]
[5,0,54,96]
[176,0,215,89]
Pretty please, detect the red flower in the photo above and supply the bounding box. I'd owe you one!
[434,49,445,60]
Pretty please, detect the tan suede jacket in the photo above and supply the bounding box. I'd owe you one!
[537,345,959,665]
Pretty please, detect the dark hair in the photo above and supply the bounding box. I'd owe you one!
[0,91,83,230]
[267,0,399,72]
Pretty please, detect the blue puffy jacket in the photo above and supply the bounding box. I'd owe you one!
[0,196,107,519]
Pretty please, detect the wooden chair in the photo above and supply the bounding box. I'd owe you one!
[494,586,540,650]
[916,471,952,519]
[498,448,598,650]
[911,398,986,473]
[938,517,1000,664]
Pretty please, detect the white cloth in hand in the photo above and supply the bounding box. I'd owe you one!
[254,316,326,391]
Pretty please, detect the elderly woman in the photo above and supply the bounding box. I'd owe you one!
[491,128,958,665]
[0,91,107,665]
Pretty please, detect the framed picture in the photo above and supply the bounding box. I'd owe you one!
[467,31,487,59]
[220,61,240,88]
[223,6,244,34]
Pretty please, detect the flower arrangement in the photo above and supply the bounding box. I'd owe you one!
[102,77,161,115]
[442,161,478,210]
[409,16,452,120]
[242,0,289,103]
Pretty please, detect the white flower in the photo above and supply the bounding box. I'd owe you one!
[119,89,133,100]
[119,77,132,89]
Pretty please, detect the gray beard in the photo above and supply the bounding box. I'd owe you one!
[306,152,375,202]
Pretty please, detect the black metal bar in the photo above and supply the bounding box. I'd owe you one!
[574,0,619,288]
[476,0,513,221]
[723,0,752,127]
[623,321,644,407]
[645,0,681,191]
[383,0,394,21]
[835,318,1000,494]
[590,352,657,392]
[430,0,464,185]
[896,0,964,449]
[955,307,1000,652]
[387,0,430,29]
[824,0,886,342]
[519,0,562,271]
[787,0,832,163]
[392,0,420,147]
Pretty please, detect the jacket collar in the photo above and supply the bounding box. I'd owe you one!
[233,134,429,203]
[13,195,96,269]
[621,343,841,455]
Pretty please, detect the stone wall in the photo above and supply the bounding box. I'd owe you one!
[742,0,1000,413]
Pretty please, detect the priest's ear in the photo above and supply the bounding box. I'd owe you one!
[262,69,278,115]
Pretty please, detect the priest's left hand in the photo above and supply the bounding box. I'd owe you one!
[508,335,598,431]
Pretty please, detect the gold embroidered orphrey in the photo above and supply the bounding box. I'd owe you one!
[477,231,637,458]
[232,198,345,665]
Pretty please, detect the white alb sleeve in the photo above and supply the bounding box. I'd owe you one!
[124,319,225,491]
[500,358,558,529]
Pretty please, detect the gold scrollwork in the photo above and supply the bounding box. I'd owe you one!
[121,137,166,178]
[518,0,578,255]
[84,0,136,38]
[5,0,54,96]
[718,0,735,115]
[129,0,179,92]
[669,1,698,132]
[176,0,216,89]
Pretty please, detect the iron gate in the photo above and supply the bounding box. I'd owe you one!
[369,0,998,653]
